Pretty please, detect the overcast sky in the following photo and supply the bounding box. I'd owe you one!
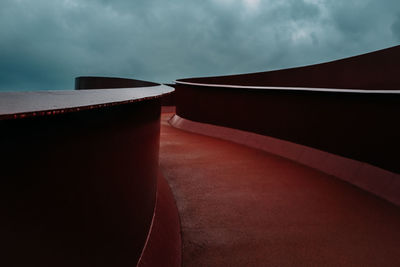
[1,0,400,91]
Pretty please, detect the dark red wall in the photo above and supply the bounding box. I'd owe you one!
[160,87,176,106]
[175,84,400,174]
[175,45,400,174]
[179,45,400,90]
[75,76,159,89]
[0,99,161,266]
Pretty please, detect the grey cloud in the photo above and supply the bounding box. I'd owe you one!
[391,14,400,40]
[288,0,320,21]
[0,0,399,91]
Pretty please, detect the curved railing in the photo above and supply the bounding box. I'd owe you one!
[172,45,400,206]
[0,80,178,266]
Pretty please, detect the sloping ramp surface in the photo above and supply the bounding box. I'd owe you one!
[159,113,400,266]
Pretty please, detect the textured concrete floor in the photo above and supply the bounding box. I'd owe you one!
[159,113,400,267]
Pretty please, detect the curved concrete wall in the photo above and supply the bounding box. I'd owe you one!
[75,76,159,89]
[174,85,400,174]
[0,80,180,266]
[175,45,400,174]
[0,100,159,266]
[179,45,400,90]
[173,45,400,206]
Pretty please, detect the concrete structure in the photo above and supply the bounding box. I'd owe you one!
[173,45,400,206]
[1,46,400,266]
[0,81,180,267]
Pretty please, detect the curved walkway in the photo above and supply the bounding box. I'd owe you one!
[159,113,400,266]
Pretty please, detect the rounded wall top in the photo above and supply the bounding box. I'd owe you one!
[0,85,174,121]
[177,45,400,91]
[75,76,159,90]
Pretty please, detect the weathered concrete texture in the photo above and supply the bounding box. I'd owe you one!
[159,113,400,267]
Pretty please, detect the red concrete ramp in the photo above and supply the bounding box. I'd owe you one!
[159,113,400,266]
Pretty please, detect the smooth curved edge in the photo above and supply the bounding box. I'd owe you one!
[177,45,397,82]
[0,85,174,121]
[75,76,159,89]
[169,114,400,207]
[137,171,182,267]
[175,81,400,94]
[176,45,400,90]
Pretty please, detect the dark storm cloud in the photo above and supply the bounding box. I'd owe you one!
[0,0,399,91]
